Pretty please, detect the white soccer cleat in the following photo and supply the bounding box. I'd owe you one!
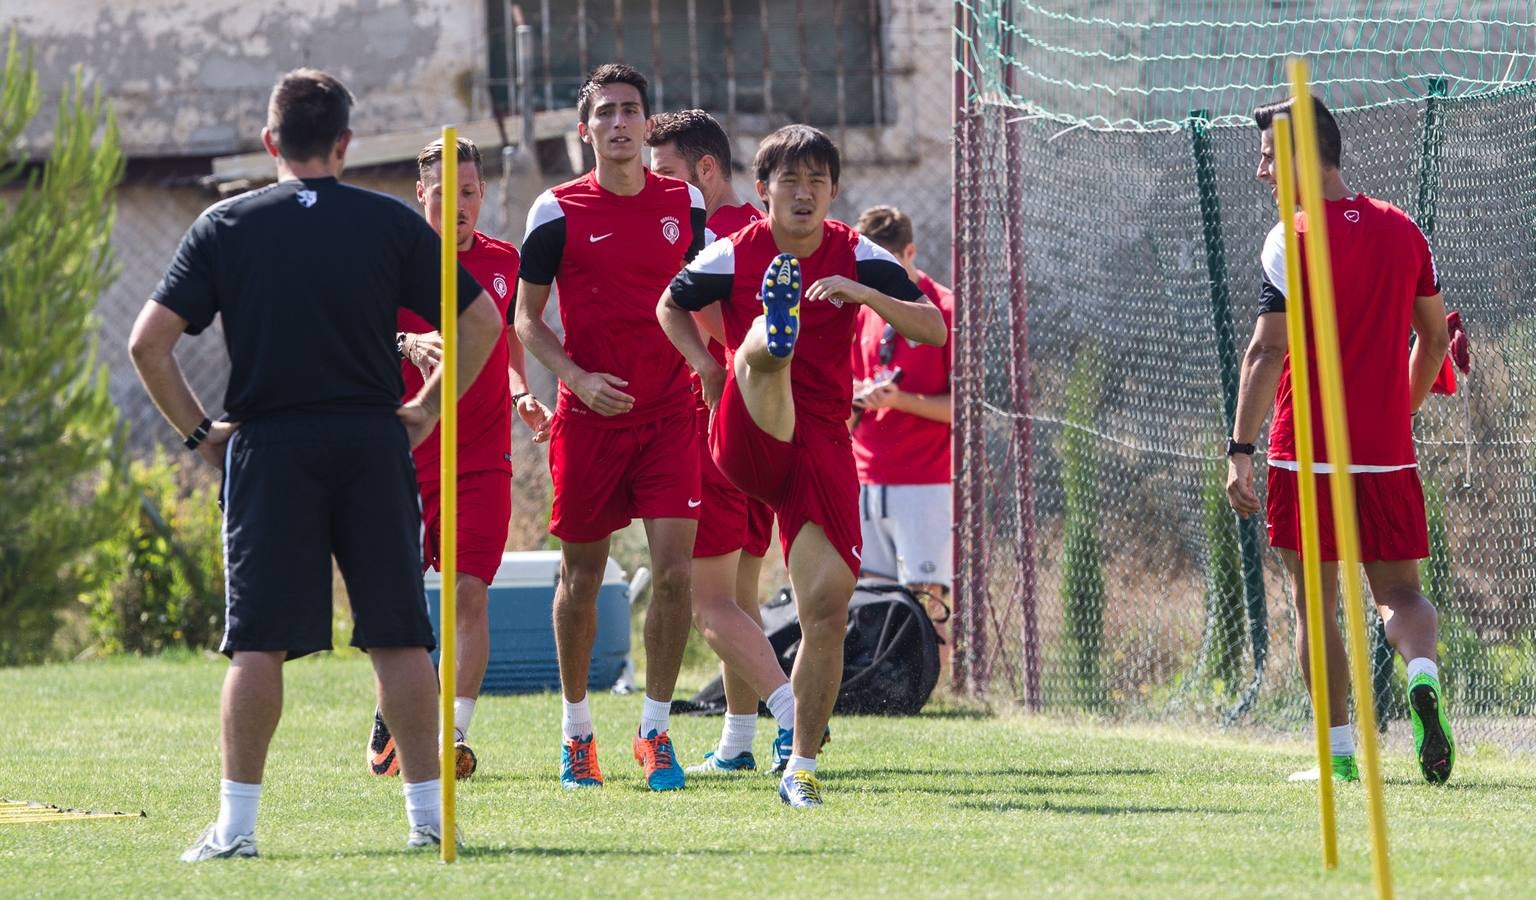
[405,822,464,850]
[180,822,257,862]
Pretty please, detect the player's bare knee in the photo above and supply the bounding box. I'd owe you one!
[646,558,691,603]
[559,565,607,605]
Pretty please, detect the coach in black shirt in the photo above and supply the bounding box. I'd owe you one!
[128,68,500,860]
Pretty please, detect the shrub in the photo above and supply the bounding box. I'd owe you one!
[84,452,224,655]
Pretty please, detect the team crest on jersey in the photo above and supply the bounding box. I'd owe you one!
[296,190,318,208]
[1344,209,1360,223]
[660,215,681,244]
[492,273,508,298]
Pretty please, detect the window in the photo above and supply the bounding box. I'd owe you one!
[494,0,889,127]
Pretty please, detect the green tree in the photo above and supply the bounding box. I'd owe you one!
[1061,344,1105,709]
[1200,463,1245,694]
[0,34,129,664]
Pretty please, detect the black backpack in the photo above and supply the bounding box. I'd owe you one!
[682,581,940,716]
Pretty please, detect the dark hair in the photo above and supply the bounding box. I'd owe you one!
[646,109,732,180]
[753,124,840,186]
[855,205,914,254]
[1253,95,1343,169]
[266,68,354,162]
[577,63,650,122]
[417,136,483,182]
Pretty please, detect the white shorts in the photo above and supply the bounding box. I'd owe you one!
[857,482,953,589]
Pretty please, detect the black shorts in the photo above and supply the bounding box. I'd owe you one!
[219,412,435,659]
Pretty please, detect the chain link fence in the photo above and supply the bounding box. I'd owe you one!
[954,1,1536,752]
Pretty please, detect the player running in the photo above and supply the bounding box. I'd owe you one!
[513,65,707,791]
[1227,96,1456,785]
[647,110,801,775]
[368,136,552,781]
[658,125,946,806]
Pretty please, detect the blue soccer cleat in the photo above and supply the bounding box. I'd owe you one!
[769,725,831,775]
[760,253,802,358]
[560,734,604,789]
[633,729,686,791]
[685,750,757,775]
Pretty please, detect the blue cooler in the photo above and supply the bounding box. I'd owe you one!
[424,550,630,693]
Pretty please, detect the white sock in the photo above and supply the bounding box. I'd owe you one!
[453,697,477,742]
[785,755,817,777]
[640,695,671,738]
[562,696,593,741]
[403,779,442,831]
[765,682,795,732]
[215,780,261,845]
[1406,657,1439,683]
[718,713,758,759]
[1329,724,1356,757]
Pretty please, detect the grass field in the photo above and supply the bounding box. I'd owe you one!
[4,654,1534,898]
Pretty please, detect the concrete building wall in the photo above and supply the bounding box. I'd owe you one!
[7,0,956,456]
[6,0,488,158]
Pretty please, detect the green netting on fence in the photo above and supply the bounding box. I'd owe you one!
[957,1,1536,129]
[952,4,1536,751]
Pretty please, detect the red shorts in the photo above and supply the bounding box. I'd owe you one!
[420,469,512,585]
[709,376,861,575]
[693,405,775,559]
[548,409,701,544]
[1265,466,1429,562]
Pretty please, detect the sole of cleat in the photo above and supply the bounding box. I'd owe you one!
[455,743,477,780]
[1411,684,1454,785]
[760,253,802,358]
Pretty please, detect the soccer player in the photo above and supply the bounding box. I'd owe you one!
[513,65,706,791]
[646,110,800,774]
[129,69,501,859]
[658,125,946,806]
[1226,96,1456,785]
[850,205,955,672]
[367,136,553,781]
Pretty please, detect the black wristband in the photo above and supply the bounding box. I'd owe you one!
[1225,438,1256,457]
[511,391,530,403]
[183,417,213,451]
[396,332,408,358]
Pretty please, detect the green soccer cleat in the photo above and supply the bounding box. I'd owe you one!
[1409,673,1456,785]
[1287,754,1359,783]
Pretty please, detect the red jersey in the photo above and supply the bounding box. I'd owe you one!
[1260,194,1439,470]
[398,231,518,479]
[518,169,707,427]
[694,201,764,405]
[669,218,926,425]
[850,270,954,484]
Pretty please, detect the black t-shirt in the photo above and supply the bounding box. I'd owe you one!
[151,177,483,420]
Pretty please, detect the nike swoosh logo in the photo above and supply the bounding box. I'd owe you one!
[687,499,702,508]
[589,233,614,243]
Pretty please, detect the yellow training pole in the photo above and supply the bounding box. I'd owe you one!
[1272,112,1338,872]
[1288,59,1392,899]
[438,124,459,863]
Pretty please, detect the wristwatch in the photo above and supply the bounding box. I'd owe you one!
[1225,438,1256,457]
[395,332,408,358]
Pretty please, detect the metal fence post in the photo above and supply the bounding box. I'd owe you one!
[1367,75,1451,727]
[1189,109,1269,724]
[1001,0,1039,710]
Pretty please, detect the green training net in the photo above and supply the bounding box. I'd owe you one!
[952,1,1536,754]
[959,1,1536,129]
